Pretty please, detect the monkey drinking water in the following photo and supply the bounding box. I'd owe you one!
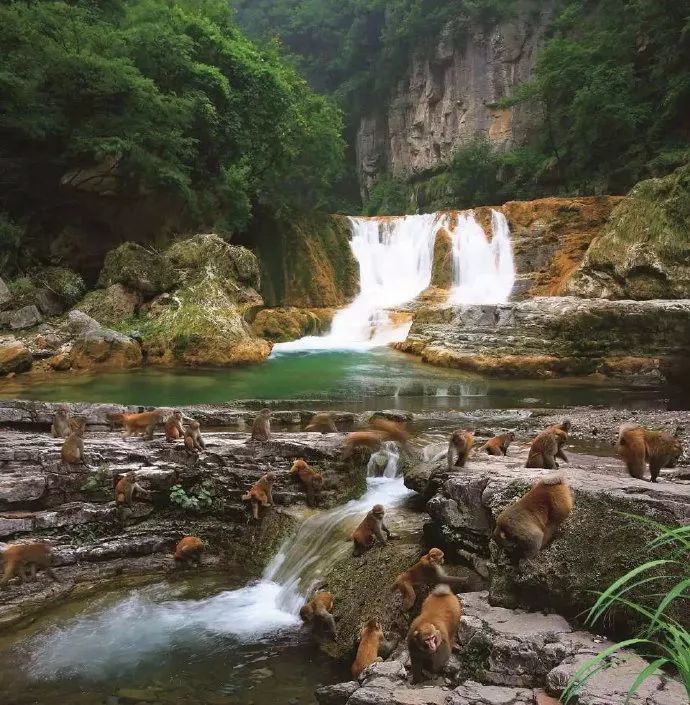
[300,591,336,641]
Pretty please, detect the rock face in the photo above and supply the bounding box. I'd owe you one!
[251,307,335,343]
[396,297,690,381]
[566,164,690,300]
[317,592,687,705]
[356,1,555,198]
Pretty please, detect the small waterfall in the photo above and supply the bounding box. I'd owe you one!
[272,214,439,352]
[366,442,400,479]
[449,209,515,304]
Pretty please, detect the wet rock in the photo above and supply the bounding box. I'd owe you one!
[8,304,43,330]
[316,681,360,705]
[251,307,334,343]
[71,327,143,370]
[430,227,453,289]
[448,682,533,705]
[0,340,32,376]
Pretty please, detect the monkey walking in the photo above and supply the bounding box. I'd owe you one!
[617,424,682,482]
[352,618,384,678]
[242,472,276,520]
[493,474,574,560]
[342,431,385,460]
[1,542,59,588]
[392,548,468,610]
[300,591,337,641]
[171,536,204,569]
[251,409,272,441]
[407,584,461,683]
[351,504,395,556]
[525,421,571,469]
[107,410,163,440]
[305,412,338,433]
[447,430,475,469]
[290,459,324,507]
[480,431,515,456]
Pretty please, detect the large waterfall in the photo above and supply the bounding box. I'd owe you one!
[271,209,515,353]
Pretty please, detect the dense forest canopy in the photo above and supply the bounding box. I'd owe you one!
[233,0,690,210]
[0,0,344,274]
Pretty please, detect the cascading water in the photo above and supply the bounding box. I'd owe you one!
[449,209,515,304]
[272,214,439,352]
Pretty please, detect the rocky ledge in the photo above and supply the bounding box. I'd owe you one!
[316,591,687,705]
[395,296,690,382]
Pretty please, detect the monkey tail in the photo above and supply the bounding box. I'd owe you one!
[431,584,452,596]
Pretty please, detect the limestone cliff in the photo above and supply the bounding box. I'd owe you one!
[356,0,555,198]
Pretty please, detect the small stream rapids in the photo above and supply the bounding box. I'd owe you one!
[20,449,412,681]
[272,209,515,353]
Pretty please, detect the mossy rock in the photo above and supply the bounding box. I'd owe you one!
[76,284,140,328]
[29,267,86,306]
[251,307,334,342]
[98,242,178,294]
[430,226,453,289]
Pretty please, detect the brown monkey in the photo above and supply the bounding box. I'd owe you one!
[184,420,206,453]
[107,410,162,440]
[493,474,573,560]
[525,430,567,469]
[392,548,468,610]
[480,431,515,457]
[305,412,338,433]
[164,410,185,441]
[351,504,393,556]
[352,618,384,678]
[251,408,272,441]
[242,472,276,520]
[1,542,58,588]
[342,431,385,460]
[617,424,683,482]
[447,430,475,469]
[407,584,462,683]
[172,536,204,568]
[300,591,336,640]
[51,406,72,439]
[370,417,410,445]
[115,471,152,509]
[61,418,88,466]
[290,459,324,507]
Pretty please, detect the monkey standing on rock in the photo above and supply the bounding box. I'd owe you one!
[351,504,395,556]
[525,420,571,469]
[447,430,474,469]
[107,410,163,440]
[251,409,272,441]
[51,406,72,439]
[61,418,89,467]
[171,536,204,568]
[480,432,515,456]
[352,618,384,678]
[392,548,468,610]
[242,472,276,520]
[290,459,324,507]
[300,591,336,641]
[407,584,462,683]
[617,424,682,482]
[0,542,59,588]
[493,474,574,560]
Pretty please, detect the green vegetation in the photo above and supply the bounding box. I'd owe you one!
[169,481,217,513]
[0,0,344,277]
[563,517,690,703]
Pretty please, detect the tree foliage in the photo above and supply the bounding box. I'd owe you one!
[0,0,345,261]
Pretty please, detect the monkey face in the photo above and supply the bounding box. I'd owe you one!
[57,407,68,417]
[428,548,444,564]
[507,432,516,441]
[561,420,572,433]
[265,472,276,482]
[261,409,272,417]
[372,504,385,517]
[414,624,441,652]
[290,459,307,473]
[173,410,183,420]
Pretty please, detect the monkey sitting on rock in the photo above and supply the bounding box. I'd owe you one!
[164,411,185,442]
[351,504,396,556]
[61,418,89,467]
[115,471,152,519]
[352,618,384,678]
[51,406,72,439]
[290,459,324,507]
[447,430,474,469]
[251,409,272,441]
[184,420,206,454]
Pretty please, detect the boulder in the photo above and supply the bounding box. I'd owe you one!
[430,226,453,289]
[396,297,690,382]
[48,353,72,371]
[0,341,32,376]
[251,307,334,342]
[67,309,101,335]
[76,284,141,327]
[70,327,143,370]
[566,164,690,299]
[97,241,178,294]
[8,305,43,330]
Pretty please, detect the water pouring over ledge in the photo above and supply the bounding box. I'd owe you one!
[272,209,515,353]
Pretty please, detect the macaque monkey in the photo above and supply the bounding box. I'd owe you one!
[526,429,567,469]
[1,542,58,588]
[164,410,185,441]
[370,417,411,446]
[351,504,393,556]
[242,472,276,520]
[184,420,206,453]
[493,474,574,560]
[290,459,324,507]
[352,618,384,678]
[300,591,336,640]
[392,548,468,610]
[251,408,272,441]
[51,406,72,439]
[172,536,204,568]
[407,584,461,683]
[342,431,385,460]
[61,418,88,466]
[107,410,162,440]
[617,424,683,482]
[305,412,338,433]
[480,432,515,457]
[115,471,152,510]
[447,430,475,469]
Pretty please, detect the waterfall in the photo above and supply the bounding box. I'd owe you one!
[449,209,515,304]
[272,214,439,352]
